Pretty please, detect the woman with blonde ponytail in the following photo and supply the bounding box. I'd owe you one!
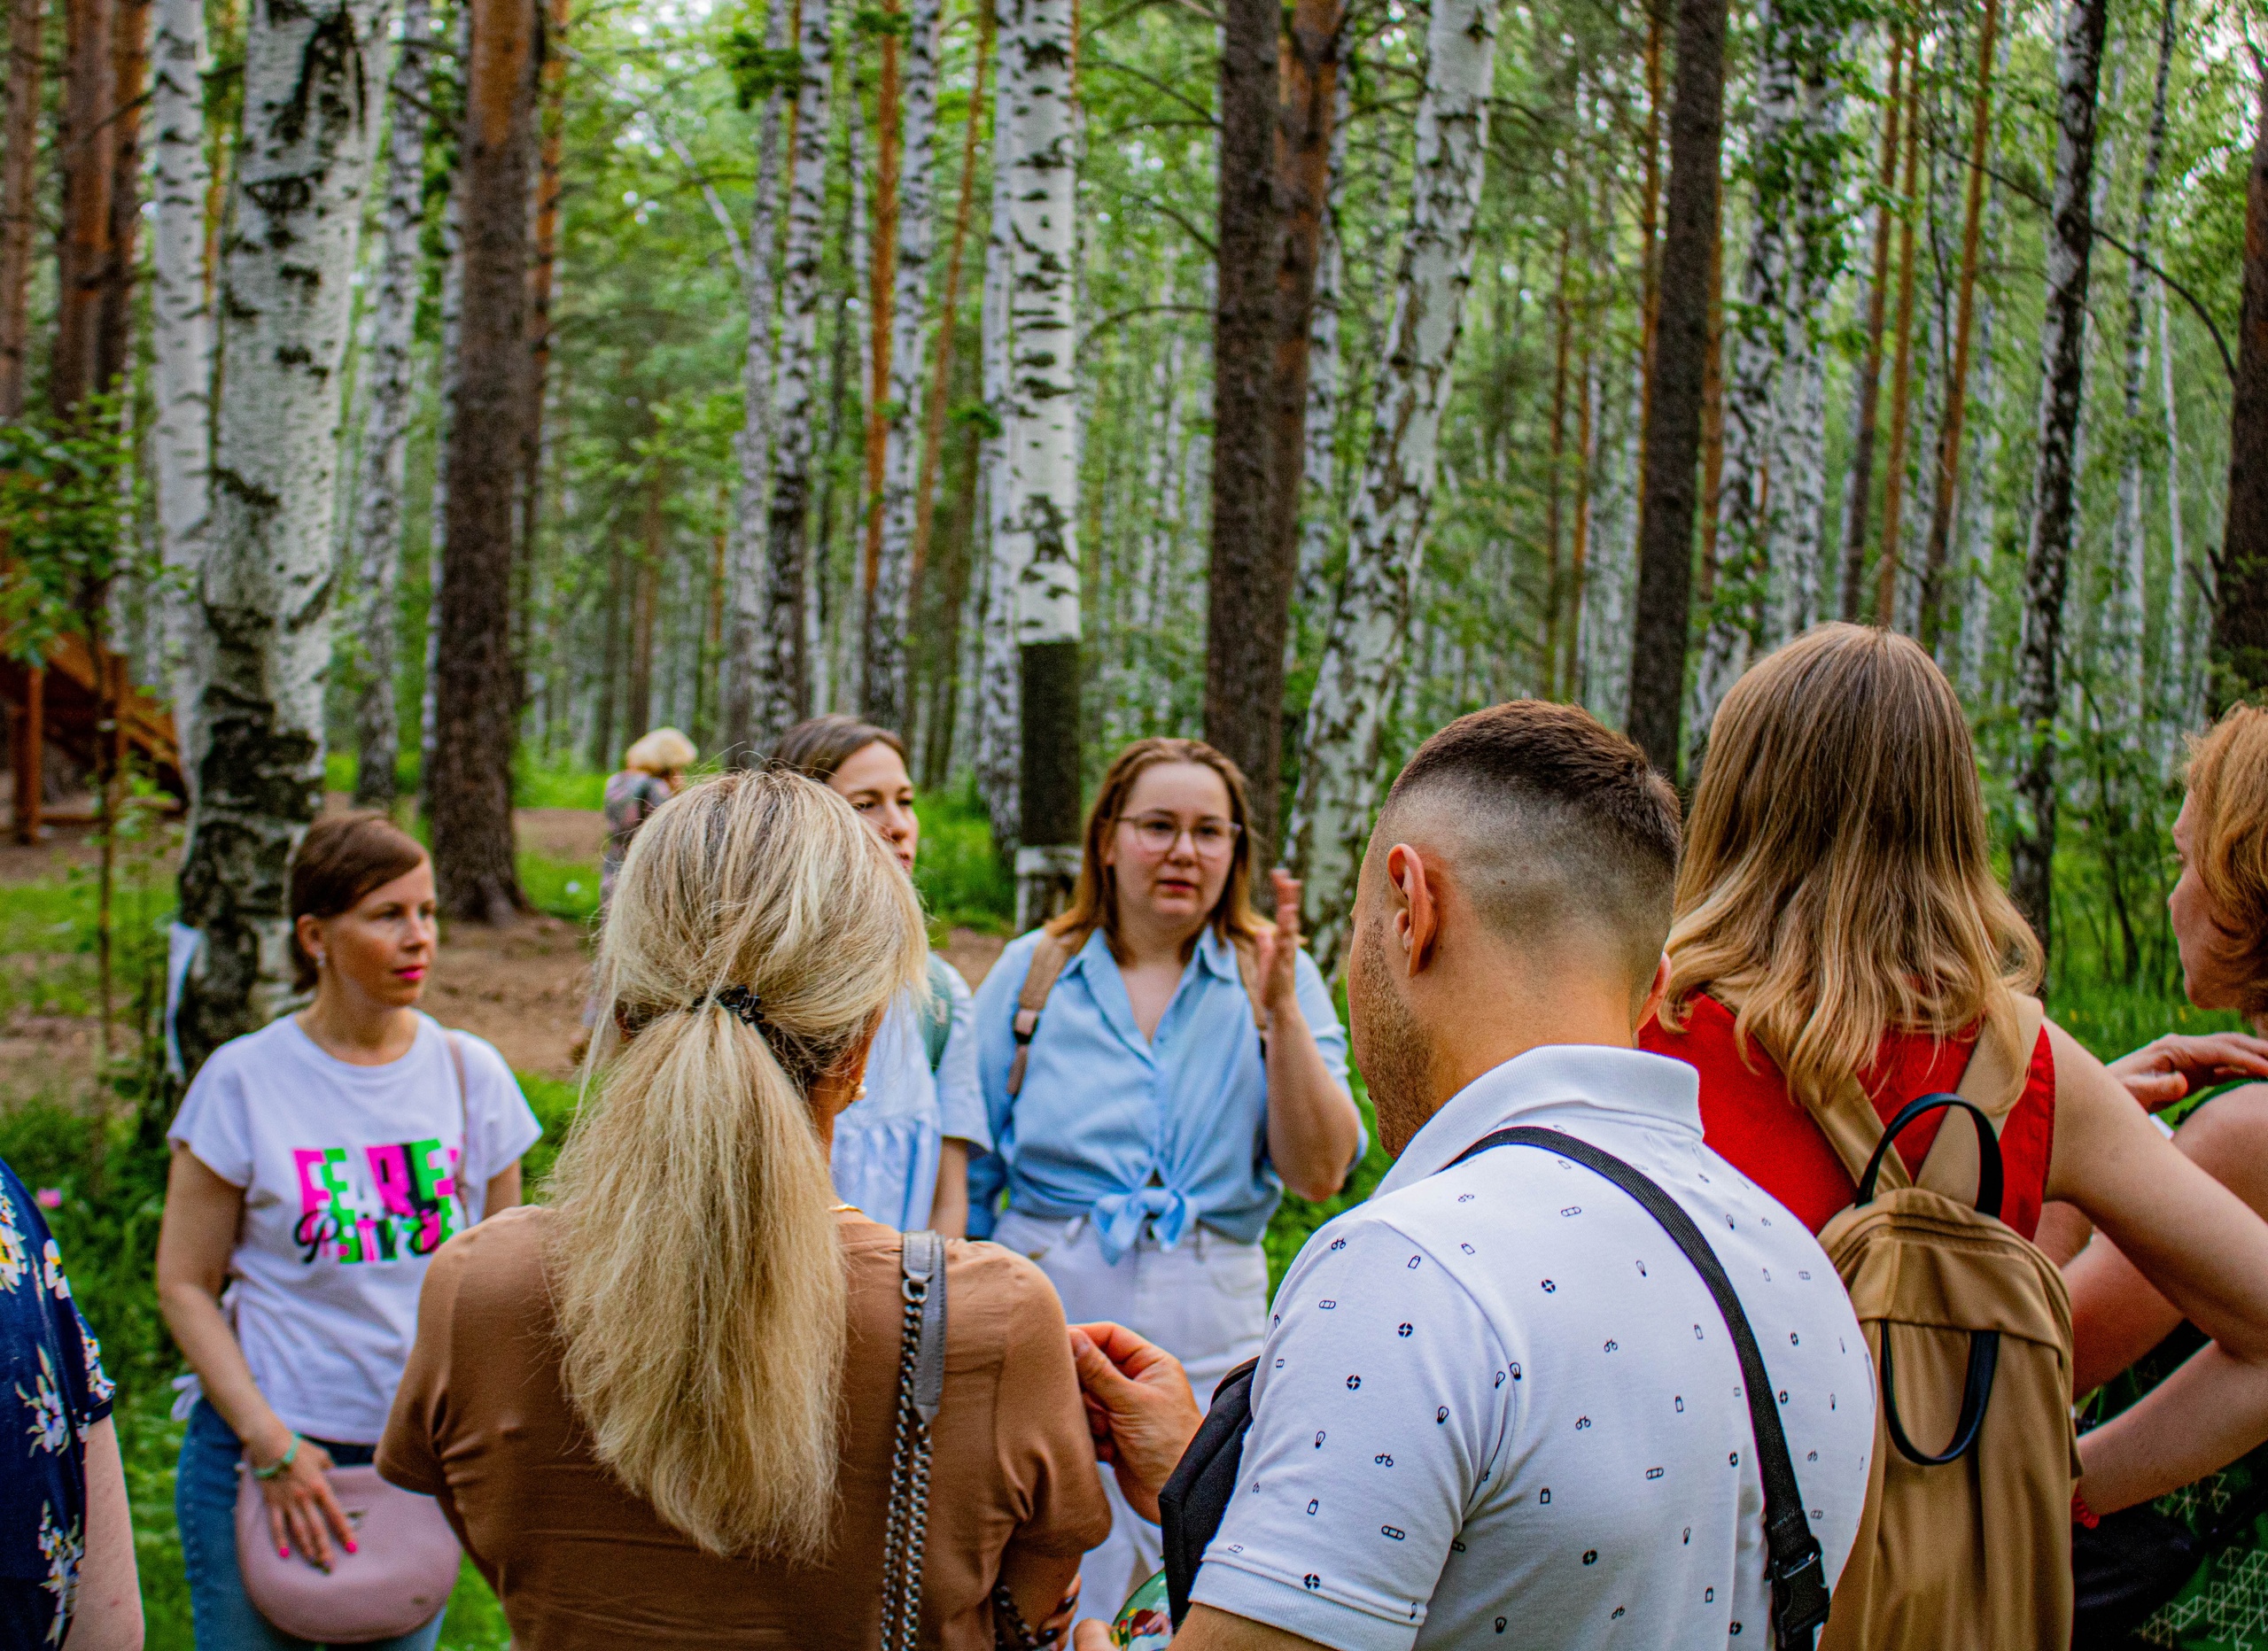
[378,771,1109,1647]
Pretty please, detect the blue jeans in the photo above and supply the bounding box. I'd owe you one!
[176,1399,449,1651]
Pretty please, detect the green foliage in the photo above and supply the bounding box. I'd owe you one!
[0,399,144,663]
[913,784,1016,934]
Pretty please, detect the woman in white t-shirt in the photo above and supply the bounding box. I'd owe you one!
[773,716,988,1234]
[156,814,542,1649]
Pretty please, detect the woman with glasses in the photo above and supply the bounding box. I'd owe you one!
[968,737,1363,1616]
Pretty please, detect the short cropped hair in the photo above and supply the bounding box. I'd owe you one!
[1379,701,1682,981]
[289,813,429,990]
[2186,704,2268,1006]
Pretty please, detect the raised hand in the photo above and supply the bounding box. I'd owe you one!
[2108,1032,2268,1112]
[1252,868,1305,1017]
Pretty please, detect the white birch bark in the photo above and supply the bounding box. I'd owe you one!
[720,0,791,761]
[867,0,943,725]
[1293,66,1351,618]
[175,0,388,1064]
[747,0,832,743]
[2108,0,2174,745]
[2155,289,2203,755]
[1953,287,2000,701]
[148,0,212,789]
[1285,0,1502,969]
[973,43,1021,851]
[1002,0,1078,655]
[347,0,431,810]
[1693,0,1847,763]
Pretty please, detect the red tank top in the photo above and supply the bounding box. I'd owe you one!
[1638,993,2058,1240]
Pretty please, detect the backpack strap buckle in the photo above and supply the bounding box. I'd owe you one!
[1767,1523,1831,1647]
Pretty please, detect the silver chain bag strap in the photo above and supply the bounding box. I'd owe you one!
[880,1231,948,1651]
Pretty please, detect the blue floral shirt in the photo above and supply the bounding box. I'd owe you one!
[0,1158,113,1647]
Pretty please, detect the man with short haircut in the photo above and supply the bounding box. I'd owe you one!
[1068,701,1874,1650]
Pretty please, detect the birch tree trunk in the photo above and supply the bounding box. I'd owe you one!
[747,0,832,747]
[1695,0,1845,733]
[1285,0,1502,967]
[0,0,39,417]
[1953,276,2000,701]
[148,0,213,775]
[1625,0,1728,775]
[2212,64,2268,711]
[349,0,432,811]
[430,0,540,924]
[2103,0,2174,735]
[1839,26,1905,618]
[865,0,942,729]
[175,0,386,1070]
[2010,0,2109,959]
[1002,0,1082,926]
[974,37,1021,854]
[1293,67,1350,617]
[2155,286,2200,755]
[721,0,792,763]
[1870,67,1922,625]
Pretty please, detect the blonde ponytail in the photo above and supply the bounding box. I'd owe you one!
[548,769,927,1559]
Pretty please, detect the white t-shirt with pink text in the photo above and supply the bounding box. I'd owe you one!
[168,1012,542,1444]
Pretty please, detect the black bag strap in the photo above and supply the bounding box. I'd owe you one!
[1451,1126,1831,1651]
[880,1232,947,1651]
[1852,1092,2006,1468]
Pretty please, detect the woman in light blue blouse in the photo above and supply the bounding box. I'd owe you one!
[968,736,1363,1611]
[775,716,988,1234]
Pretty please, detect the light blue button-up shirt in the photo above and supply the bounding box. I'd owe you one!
[967,924,1355,1260]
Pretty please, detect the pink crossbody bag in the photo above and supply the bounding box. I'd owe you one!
[233,1031,471,1641]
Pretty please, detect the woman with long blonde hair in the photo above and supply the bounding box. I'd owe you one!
[1641,623,2268,1520]
[377,771,1108,1647]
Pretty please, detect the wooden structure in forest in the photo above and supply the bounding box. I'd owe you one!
[0,631,185,841]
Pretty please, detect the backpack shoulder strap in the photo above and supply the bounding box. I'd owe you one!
[920,953,957,1074]
[1450,1127,1831,1651]
[1229,930,1271,1051]
[1907,992,2045,1205]
[1006,927,1087,1097]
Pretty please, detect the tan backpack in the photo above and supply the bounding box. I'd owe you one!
[1004,922,1270,1096]
[1811,995,2080,1651]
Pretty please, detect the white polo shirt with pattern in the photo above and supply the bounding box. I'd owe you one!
[1190,1043,1876,1650]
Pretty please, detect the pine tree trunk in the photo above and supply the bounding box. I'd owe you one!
[0,0,41,418]
[52,0,117,414]
[419,42,466,802]
[149,0,212,775]
[910,0,990,593]
[517,0,568,668]
[175,0,385,1070]
[1285,0,1502,965]
[866,0,942,729]
[1200,0,1288,855]
[1632,0,1665,505]
[1917,0,2005,653]
[1542,222,1573,685]
[96,0,145,394]
[974,31,1021,853]
[746,0,832,750]
[1243,0,1344,855]
[431,0,540,925]
[350,0,433,812]
[2213,63,2268,711]
[2102,0,2173,730]
[1871,69,1922,626]
[719,0,791,764]
[1003,0,1081,925]
[2011,0,2110,961]
[1838,26,1905,617]
[1625,0,1728,777]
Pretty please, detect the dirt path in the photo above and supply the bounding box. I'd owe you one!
[1,804,1009,1096]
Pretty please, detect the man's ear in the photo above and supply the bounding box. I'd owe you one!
[1633,951,1672,1032]
[1385,843,1441,974]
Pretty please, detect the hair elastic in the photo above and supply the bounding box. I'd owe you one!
[704,984,764,1027]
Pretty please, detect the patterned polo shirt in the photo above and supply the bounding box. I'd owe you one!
[1191,1044,1876,1650]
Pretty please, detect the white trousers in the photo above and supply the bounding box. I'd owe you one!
[991,1209,1270,1624]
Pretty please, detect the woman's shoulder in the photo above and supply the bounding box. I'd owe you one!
[430,1205,555,1304]
[842,1219,1066,1350]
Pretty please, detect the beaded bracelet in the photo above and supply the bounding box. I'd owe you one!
[251,1435,300,1482]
